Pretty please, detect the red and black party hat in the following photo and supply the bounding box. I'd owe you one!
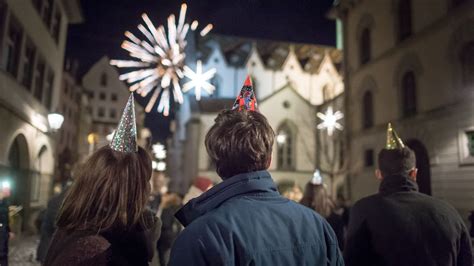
[232,75,258,111]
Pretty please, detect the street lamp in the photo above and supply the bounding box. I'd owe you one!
[48,113,64,132]
[276,134,287,144]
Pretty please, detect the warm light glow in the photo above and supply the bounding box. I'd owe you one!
[317,106,344,136]
[276,134,287,144]
[87,133,99,144]
[47,113,64,132]
[182,60,216,100]
[111,4,213,114]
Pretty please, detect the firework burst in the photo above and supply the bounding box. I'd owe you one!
[110,3,215,115]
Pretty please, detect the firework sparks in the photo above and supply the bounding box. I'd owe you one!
[110,3,214,115]
[317,106,344,136]
[183,60,216,101]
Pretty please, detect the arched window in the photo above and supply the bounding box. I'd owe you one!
[360,28,371,65]
[100,72,107,87]
[362,91,374,128]
[401,71,417,117]
[397,0,412,41]
[277,123,295,170]
[322,84,332,101]
[460,41,474,87]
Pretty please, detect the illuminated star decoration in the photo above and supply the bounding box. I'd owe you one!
[317,106,344,136]
[110,3,215,116]
[183,60,216,100]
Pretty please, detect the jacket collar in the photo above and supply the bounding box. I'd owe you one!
[379,173,419,195]
[175,170,278,227]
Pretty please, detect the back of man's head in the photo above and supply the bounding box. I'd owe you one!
[205,110,275,179]
[378,147,416,177]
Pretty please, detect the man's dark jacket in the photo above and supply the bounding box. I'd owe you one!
[169,170,343,266]
[344,174,473,266]
[0,199,9,259]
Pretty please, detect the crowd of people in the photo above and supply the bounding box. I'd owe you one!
[0,76,473,265]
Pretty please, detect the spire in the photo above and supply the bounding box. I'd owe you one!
[232,75,258,111]
[110,93,138,153]
[386,123,405,150]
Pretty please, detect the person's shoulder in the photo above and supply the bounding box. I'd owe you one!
[47,230,111,265]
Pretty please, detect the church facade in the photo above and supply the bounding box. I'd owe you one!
[170,36,345,195]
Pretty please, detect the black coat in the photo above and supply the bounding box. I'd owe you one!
[169,170,343,266]
[0,200,9,258]
[344,174,473,266]
[44,215,160,266]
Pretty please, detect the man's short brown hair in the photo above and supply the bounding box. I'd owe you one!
[205,110,275,179]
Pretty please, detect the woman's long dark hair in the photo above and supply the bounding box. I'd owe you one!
[57,145,152,232]
[300,183,335,218]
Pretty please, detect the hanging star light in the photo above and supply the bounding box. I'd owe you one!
[183,60,216,100]
[317,106,344,136]
[110,3,215,115]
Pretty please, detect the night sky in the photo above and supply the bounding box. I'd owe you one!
[67,0,336,143]
[67,0,335,73]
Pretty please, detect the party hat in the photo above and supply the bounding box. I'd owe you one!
[385,123,405,150]
[110,93,138,153]
[232,75,258,111]
[311,169,323,185]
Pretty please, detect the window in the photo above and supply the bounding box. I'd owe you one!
[322,85,332,101]
[364,149,374,167]
[109,108,116,119]
[43,70,54,109]
[397,0,412,41]
[42,0,53,26]
[5,16,22,77]
[32,0,42,13]
[467,131,474,157]
[99,92,106,100]
[111,93,118,101]
[359,28,371,65]
[22,41,36,90]
[362,91,374,129]
[51,9,61,43]
[401,71,417,117]
[460,41,474,87]
[33,60,45,101]
[88,91,94,99]
[277,123,294,170]
[100,72,107,87]
[98,107,105,118]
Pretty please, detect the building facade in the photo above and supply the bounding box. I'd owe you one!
[170,36,345,194]
[55,58,92,185]
[82,56,145,151]
[0,0,82,232]
[332,0,474,219]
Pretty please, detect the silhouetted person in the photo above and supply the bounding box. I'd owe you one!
[0,193,10,266]
[345,140,472,265]
[300,183,345,251]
